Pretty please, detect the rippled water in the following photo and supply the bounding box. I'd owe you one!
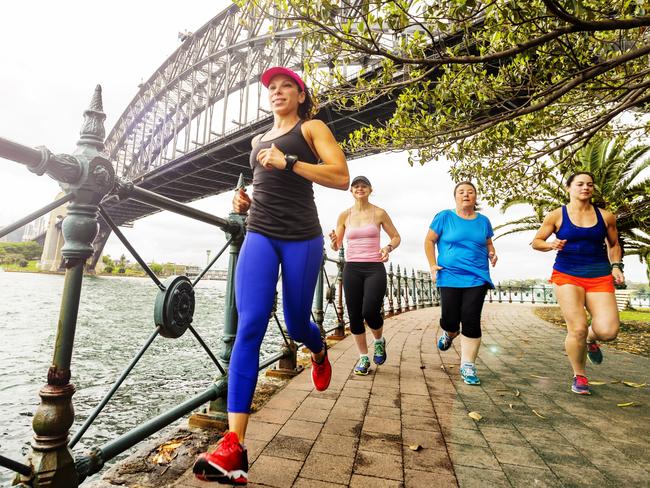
[0,272,335,485]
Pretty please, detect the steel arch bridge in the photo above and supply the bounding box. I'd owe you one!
[100,2,399,228]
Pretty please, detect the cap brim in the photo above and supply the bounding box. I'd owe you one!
[261,67,305,91]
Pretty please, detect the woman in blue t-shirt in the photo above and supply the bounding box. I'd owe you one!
[424,181,498,385]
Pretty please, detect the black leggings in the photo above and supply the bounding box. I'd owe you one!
[439,286,488,339]
[343,262,387,335]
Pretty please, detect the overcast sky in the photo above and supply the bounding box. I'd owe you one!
[0,1,646,283]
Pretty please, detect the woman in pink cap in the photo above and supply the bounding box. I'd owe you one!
[194,67,349,484]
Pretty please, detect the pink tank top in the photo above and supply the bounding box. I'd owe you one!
[345,208,382,262]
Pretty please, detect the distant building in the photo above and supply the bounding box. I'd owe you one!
[0,226,25,243]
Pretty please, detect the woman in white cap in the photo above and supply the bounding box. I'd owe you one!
[329,175,400,375]
[194,67,349,485]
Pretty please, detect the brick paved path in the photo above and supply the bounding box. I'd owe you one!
[179,304,649,487]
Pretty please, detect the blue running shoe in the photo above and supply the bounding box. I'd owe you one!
[571,375,591,395]
[437,331,455,351]
[587,342,603,365]
[373,338,387,365]
[460,363,481,385]
[354,356,371,375]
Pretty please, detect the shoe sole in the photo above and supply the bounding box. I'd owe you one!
[354,369,369,376]
[373,357,386,365]
[462,379,481,385]
[571,387,591,395]
[193,459,248,485]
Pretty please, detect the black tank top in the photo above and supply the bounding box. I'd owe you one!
[246,120,322,240]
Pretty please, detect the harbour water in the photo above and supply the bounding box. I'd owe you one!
[0,272,327,485]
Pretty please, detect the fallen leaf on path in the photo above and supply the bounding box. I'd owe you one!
[589,381,607,386]
[420,365,426,370]
[151,439,184,465]
[408,444,423,451]
[617,402,639,407]
[508,404,514,409]
[532,410,546,419]
[440,365,446,372]
[514,389,521,397]
[530,374,549,379]
[468,411,482,421]
[622,382,647,388]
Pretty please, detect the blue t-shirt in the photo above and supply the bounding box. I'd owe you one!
[429,209,495,288]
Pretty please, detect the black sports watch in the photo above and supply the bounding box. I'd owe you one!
[284,153,298,172]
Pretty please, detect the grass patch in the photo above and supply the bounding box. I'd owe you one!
[534,306,650,357]
[620,309,650,323]
[1,260,40,272]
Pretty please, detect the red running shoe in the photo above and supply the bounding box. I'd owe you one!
[311,342,332,391]
[193,431,248,484]
[571,375,591,395]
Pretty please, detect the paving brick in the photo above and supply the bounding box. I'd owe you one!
[278,419,323,440]
[405,469,458,488]
[261,435,314,461]
[444,427,488,448]
[359,431,402,456]
[366,404,401,420]
[447,443,501,471]
[363,416,402,436]
[246,420,283,442]
[293,477,346,487]
[291,403,331,423]
[251,407,294,425]
[402,414,441,432]
[454,466,511,488]
[300,451,354,485]
[403,445,454,475]
[350,474,404,487]
[322,417,363,437]
[354,450,403,481]
[489,442,546,468]
[312,433,359,458]
[248,454,302,488]
[401,428,445,450]
[501,464,562,488]
[330,407,367,426]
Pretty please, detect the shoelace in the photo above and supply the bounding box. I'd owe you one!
[218,432,241,452]
[462,365,477,377]
[575,375,588,387]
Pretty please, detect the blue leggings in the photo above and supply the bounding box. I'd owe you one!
[228,231,324,413]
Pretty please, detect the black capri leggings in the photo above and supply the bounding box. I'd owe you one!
[439,285,488,339]
[343,262,387,335]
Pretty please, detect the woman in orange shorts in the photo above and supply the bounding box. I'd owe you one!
[532,172,625,395]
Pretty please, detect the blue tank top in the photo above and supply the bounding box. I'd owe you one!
[553,205,610,278]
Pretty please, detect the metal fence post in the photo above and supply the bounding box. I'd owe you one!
[314,251,325,336]
[411,269,418,310]
[333,246,346,338]
[396,265,402,314]
[387,263,394,316]
[17,87,115,488]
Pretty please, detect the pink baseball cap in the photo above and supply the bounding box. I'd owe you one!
[260,66,306,91]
